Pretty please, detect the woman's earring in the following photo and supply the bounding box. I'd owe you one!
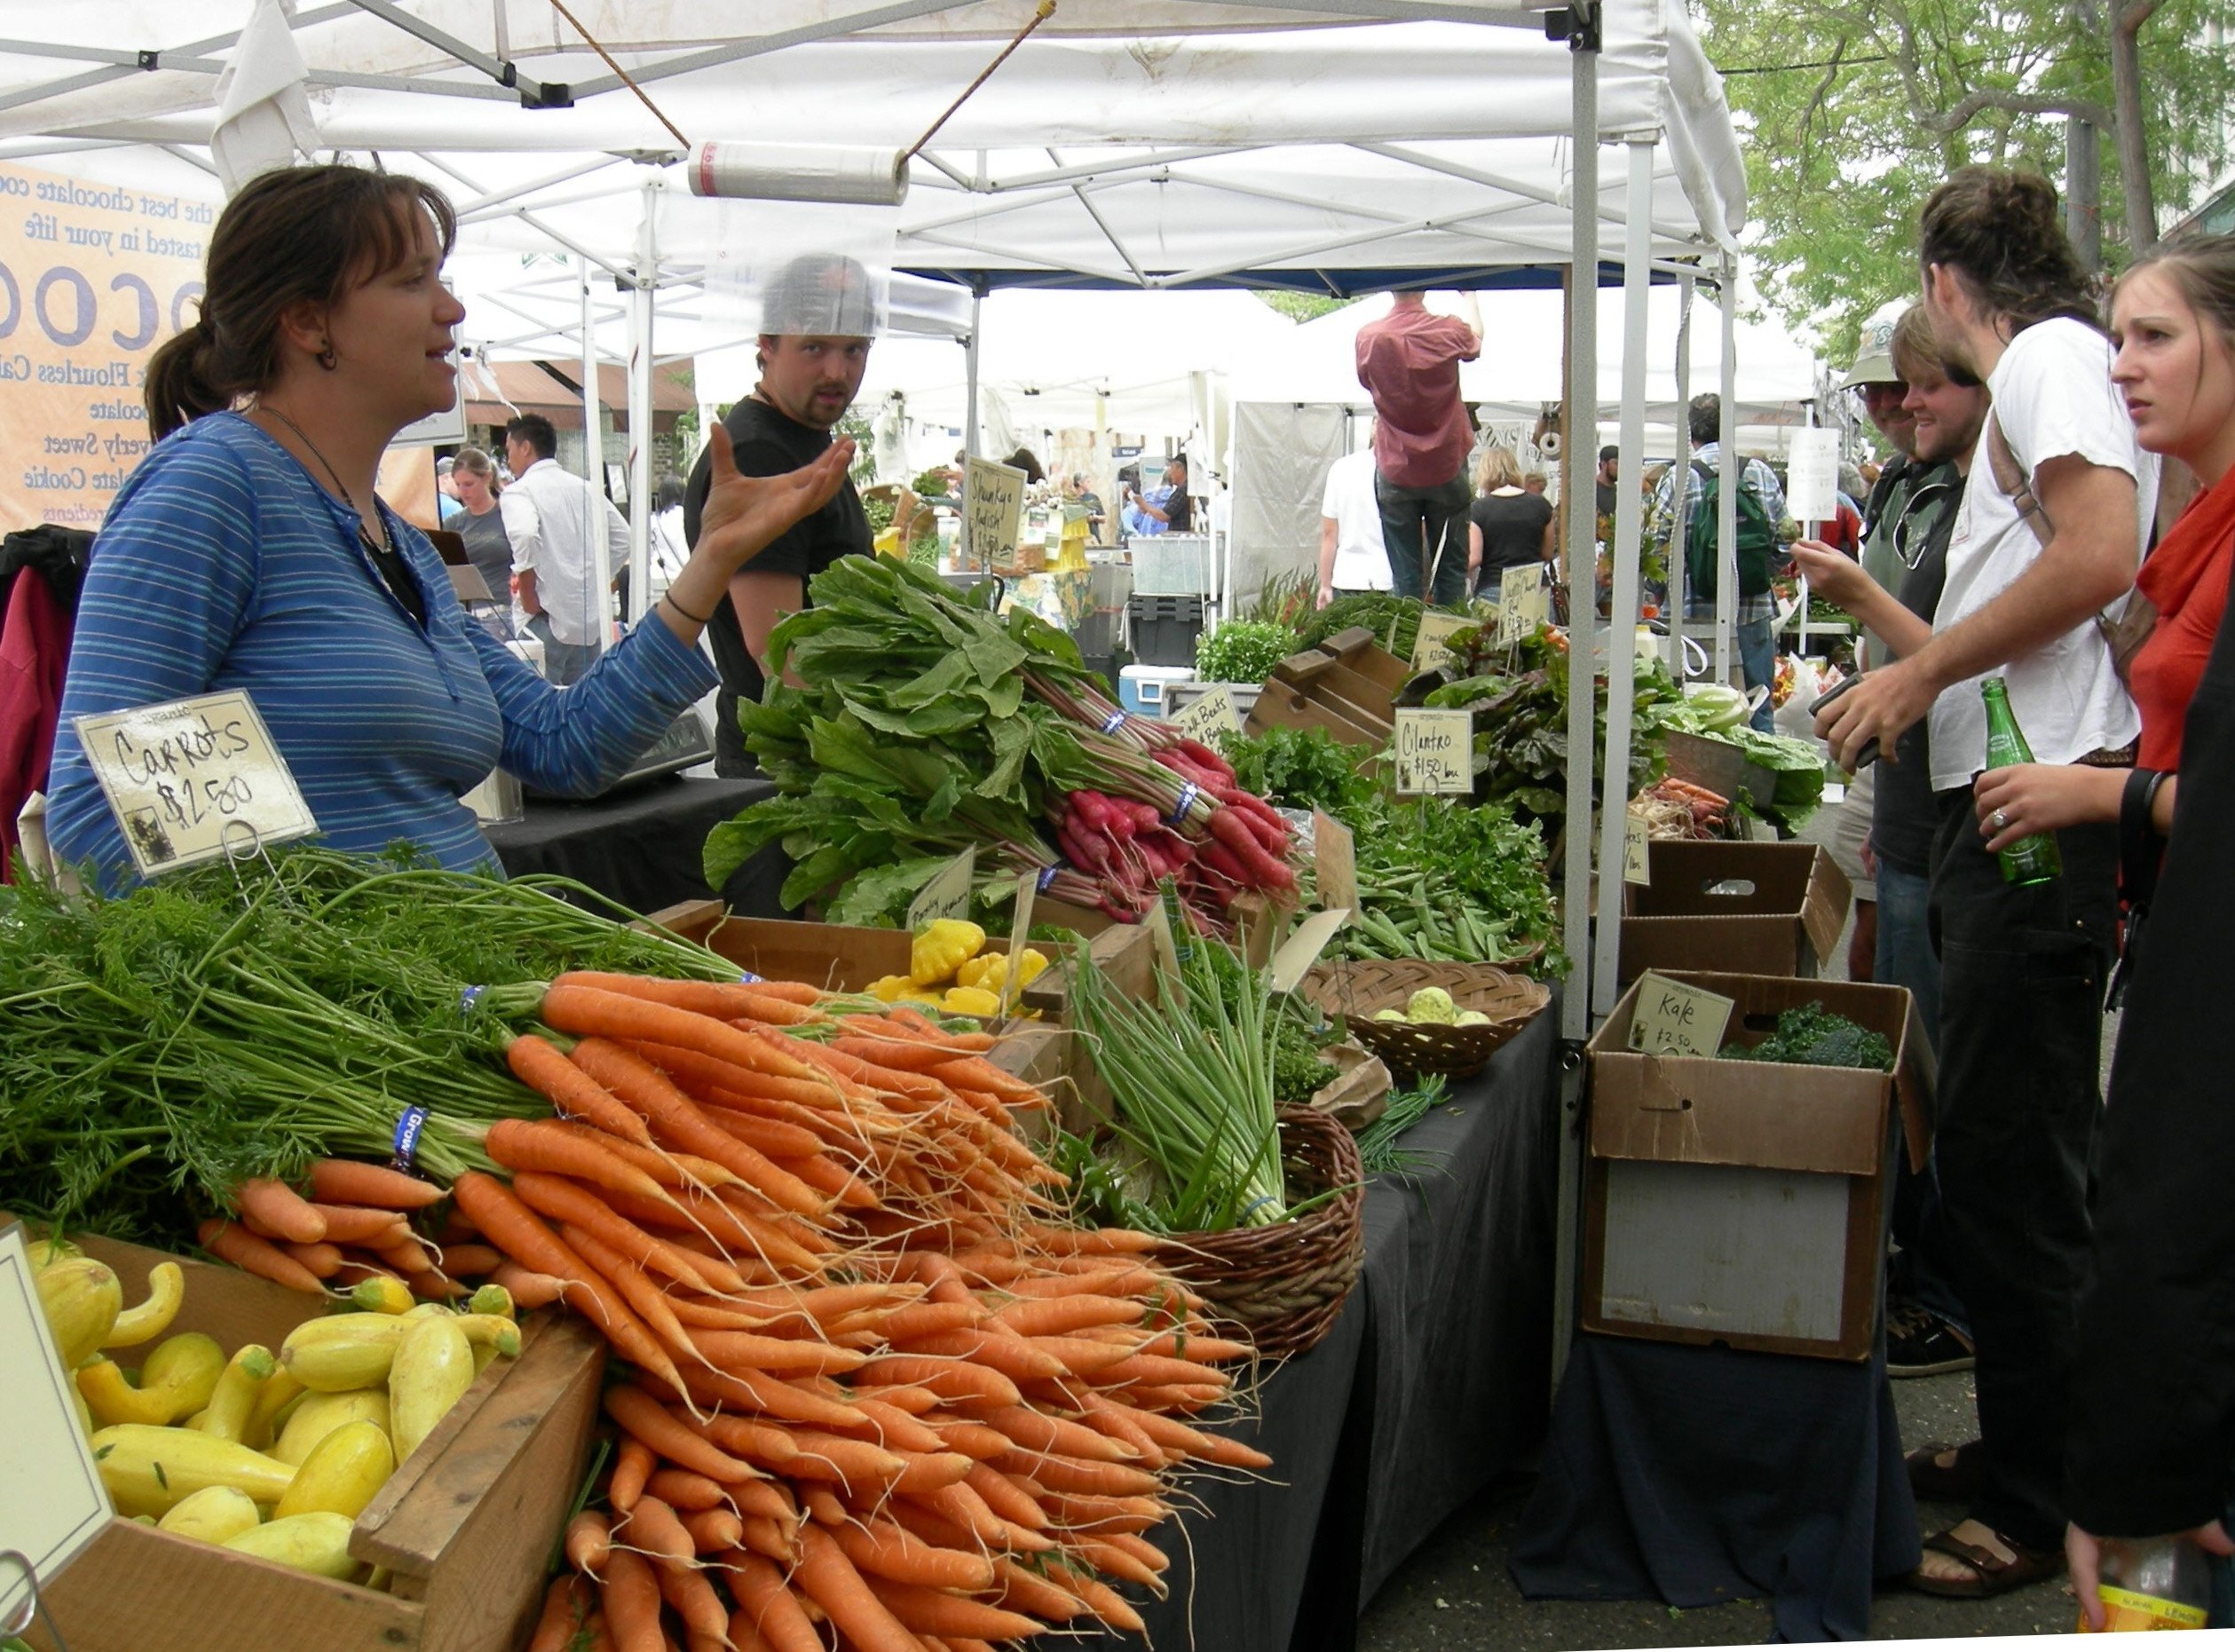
[317,341,338,370]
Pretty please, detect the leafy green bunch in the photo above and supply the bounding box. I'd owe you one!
[1218,725,1380,820]
[1194,621,1299,685]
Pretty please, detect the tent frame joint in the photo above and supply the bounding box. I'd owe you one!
[1546,0,1602,53]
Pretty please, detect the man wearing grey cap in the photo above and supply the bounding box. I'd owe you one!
[683,252,876,777]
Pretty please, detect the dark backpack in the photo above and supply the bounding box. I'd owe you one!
[1684,459,1778,598]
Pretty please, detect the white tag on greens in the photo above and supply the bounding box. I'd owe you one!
[1625,972,1736,1057]
[1312,808,1357,924]
[1623,817,1654,886]
[1173,684,1242,742]
[74,690,317,877]
[0,1223,115,1626]
[906,846,976,932]
[1410,611,1473,674]
[1143,897,1188,1010]
[963,455,1028,566]
[1003,869,1039,1011]
[1393,708,1474,795]
[1497,565,1551,645]
[1268,906,1351,994]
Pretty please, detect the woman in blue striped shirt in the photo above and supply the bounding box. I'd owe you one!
[46,165,850,888]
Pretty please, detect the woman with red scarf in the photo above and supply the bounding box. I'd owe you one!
[1973,236,2235,859]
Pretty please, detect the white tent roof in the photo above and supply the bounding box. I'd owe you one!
[0,2,1745,301]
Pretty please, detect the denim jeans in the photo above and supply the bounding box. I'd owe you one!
[526,613,598,686]
[1928,785,2119,1552]
[1876,858,1968,1332]
[1374,470,1472,606]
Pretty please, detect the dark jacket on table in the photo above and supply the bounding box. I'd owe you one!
[2065,601,2235,1535]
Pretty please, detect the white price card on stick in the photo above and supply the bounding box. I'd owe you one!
[1002,869,1039,1012]
[1784,426,1843,526]
[1268,906,1351,994]
[1497,564,1551,645]
[906,846,976,932]
[1623,817,1654,886]
[75,689,316,877]
[1313,808,1357,922]
[1173,685,1243,743]
[963,455,1027,567]
[1393,708,1474,796]
[1410,611,1473,674]
[1625,972,1736,1058]
[0,1223,114,1626]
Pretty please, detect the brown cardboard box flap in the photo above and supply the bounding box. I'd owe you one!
[1590,1053,1888,1176]
[1619,842,1853,983]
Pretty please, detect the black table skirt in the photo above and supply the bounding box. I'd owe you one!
[1507,1326,1922,1640]
[485,775,775,916]
[1086,1009,1562,1652]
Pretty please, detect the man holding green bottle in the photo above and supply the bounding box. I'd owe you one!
[1813,168,2153,1598]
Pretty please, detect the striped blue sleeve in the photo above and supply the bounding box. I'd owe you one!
[44,440,262,883]
[463,605,718,797]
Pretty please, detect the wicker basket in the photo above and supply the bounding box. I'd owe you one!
[1299,959,1550,1080]
[1148,1107,1364,1361]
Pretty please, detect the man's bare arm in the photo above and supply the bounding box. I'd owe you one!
[730,567,809,688]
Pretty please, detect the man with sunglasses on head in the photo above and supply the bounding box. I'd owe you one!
[1793,301,1985,1381]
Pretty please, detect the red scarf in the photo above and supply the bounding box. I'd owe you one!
[2140,463,2235,621]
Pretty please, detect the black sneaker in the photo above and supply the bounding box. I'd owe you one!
[1887,1303,1975,1378]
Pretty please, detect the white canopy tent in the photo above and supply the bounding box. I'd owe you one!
[0,1,1757,1371]
[1231,285,1822,447]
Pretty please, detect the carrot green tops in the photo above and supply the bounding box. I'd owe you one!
[46,413,715,887]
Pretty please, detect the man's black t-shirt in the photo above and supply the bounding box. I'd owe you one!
[1595,478,1619,519]
[1868,459,1961,875]
[1469,490,1554,583]
[1163,484,1194,534]
[683,397,870,773]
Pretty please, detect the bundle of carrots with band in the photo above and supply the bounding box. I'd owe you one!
[221,967,1270,1650]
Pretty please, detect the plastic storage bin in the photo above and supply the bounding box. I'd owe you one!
[1119,664,1195,717]
[1126,594,1204,667]
[1129,534,1214,596]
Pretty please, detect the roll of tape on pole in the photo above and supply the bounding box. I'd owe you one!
[688,142,910,207]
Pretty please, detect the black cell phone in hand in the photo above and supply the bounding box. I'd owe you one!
[1809,672,1881,769]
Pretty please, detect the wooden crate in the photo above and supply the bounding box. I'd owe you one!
[638,901,1152,1016]
[32,1230,604,1652]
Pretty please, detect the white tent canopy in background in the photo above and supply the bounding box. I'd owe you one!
[1231,288,1821,450]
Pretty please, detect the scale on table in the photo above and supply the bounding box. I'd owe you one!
[520,705,715,803]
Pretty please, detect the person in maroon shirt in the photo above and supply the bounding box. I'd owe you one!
[1355,289,1481,605]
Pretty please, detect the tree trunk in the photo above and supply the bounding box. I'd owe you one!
[2066,116,2103,272]
[2111,0,2162,252]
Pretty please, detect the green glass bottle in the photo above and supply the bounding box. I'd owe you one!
[1981,676,2062,884]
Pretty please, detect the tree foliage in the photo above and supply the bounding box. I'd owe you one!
[1698,0,2235,357]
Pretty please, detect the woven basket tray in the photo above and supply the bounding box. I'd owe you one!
[1299,959,1550,1080]
[1148,1107,1364,1362]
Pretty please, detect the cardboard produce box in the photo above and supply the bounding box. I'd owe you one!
[31,1229,604,1652]
[1616,839,1851,985]
[1581,972,1933,1362]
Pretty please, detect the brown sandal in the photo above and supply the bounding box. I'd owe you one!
[1905,1440,1983,1502]
[1907,1523,2063,1599]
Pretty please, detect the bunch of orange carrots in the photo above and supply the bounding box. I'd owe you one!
[219,967,1269,1650]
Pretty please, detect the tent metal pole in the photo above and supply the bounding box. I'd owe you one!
[1590,134,1654,1019]
[1717,254,1739,683]
[963,287,983,564]
[1669,274,1692,677]
[581,256,610,665]
[626,181,657,628]
[1552,4,1600,1390]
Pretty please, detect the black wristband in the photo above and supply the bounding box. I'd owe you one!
[662,591,714,626]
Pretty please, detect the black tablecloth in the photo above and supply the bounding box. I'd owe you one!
[1089,1009,1562,1652]
[1507,1334,1922,1641]
[485,776,775,915]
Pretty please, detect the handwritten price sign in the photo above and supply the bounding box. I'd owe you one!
[1625,972,1736,1058]
[75,690,317,876]
[1173,685,1242,742]
[963,456,1027,568]
[1497,564,1551,645]
[1392,708,1474,795]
